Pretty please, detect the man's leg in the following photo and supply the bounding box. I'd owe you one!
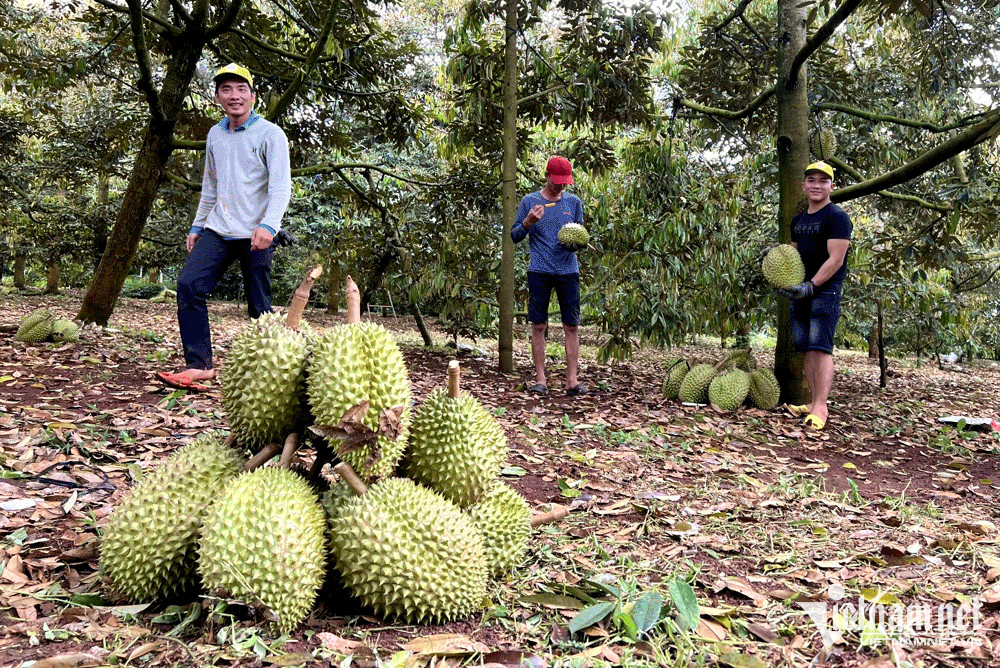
[804,350,833,422]
[554,273,582,391]
[176,230,232,376]
[526,272,553,389]
[531,322,548,386]
[564,324,580,389]
[238,242,275,318]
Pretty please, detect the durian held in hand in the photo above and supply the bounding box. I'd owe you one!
[761,244,805,290]
[558,222,589,252]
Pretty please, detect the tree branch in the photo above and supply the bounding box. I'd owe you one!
[517,82,573,106]
[713,0,754,32]
[89,0,180,37]
[125,0,164,123]
[677,86,776,120]
[828,157,952,211]
[267,0,340,123]
[172,138,207,150]
[815,102,987,133]
[833,109,1000,202]
[294,162,445,187]
[206,0,244,39]
[787,0,865,91]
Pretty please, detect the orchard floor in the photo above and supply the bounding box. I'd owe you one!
[2,290,1000,668]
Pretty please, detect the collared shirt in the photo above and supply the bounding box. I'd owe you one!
[219,111,261,133]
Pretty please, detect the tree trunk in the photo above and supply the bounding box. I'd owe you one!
[877,299,887,388]
[14,251,26,290]
[92,169,110,268]
[409,295,433,347]
[772,0,811,404]
[868,321,878,358]
[77,36,207,325]
[496,0,518,374]
[45,257,60,295]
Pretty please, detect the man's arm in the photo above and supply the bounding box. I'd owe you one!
[810,238,850,288]
[188,130,218,252]
[257,127,292,240]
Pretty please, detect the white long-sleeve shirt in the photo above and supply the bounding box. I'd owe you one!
[192,113,291,238]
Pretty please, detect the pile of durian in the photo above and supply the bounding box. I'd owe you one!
[100,272,555,633]
[662,350,781,412]
[15,308,80,343]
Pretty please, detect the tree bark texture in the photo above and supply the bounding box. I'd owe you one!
[497,0,518,374]
[773,0,811,403]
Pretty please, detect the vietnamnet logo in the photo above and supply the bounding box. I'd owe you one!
[799,584,985,649]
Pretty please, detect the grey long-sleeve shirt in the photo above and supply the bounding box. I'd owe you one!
[192,113,292,239]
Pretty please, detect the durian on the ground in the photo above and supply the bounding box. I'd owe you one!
[199,467,327,633]
[465,482,531,576]
[100,432,244,601]
[16,308,55,343]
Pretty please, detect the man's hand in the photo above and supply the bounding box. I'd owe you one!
[186,233,200,253]
[251,227,274,251]
[523,204,544,229]
[779,281,814,300]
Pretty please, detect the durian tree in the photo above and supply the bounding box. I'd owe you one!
[670,0,1000,400]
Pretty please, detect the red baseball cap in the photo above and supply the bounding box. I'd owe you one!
[546,156,574,185]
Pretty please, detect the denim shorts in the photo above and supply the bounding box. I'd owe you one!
[790,285,842,354]
[527,272,580,325]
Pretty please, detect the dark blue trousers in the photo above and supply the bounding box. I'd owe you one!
[176,229,274,370]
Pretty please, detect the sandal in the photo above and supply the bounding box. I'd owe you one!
[528,383,548,396]
[567,384,589,397]
[156,371,211,392]
[785,403,811,416]
[803,413,826,430]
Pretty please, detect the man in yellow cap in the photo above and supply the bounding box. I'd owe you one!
[157,63,292,391]
[779,161,852,429]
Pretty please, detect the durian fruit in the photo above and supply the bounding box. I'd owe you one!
[809,128,838,159]
[661,358,690,399]
[16,308,55,343]
[328,477,487,624]
[50,319,80,343]
[465,482,531,577]
[708,368,751,411]
[747,368,781,410]
[557,223,589,251]
[677,363,717,404]
[199,467,327,633]
[307,278,411,482]
[762,244,805,290]
[406,361,507,508]
[221,311,312,452]
[320,478,356,526]
[723,349,756,372]
[100,433,243,601]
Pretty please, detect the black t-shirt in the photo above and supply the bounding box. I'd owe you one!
[791,202,852,288]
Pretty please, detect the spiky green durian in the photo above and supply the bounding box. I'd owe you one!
[747,368,781,410]
[762,245,806,290]
[328,477,487,624]
[16,308,55,343]
[320,479,356,527]
[406,388,507,508]
[661,358,690,399]
[677,363,716,404]
[307,322,411,482]
[100,433,243,601]
[465,483,531,576]
[809,128,838,159]
[723,350,756,372]
[221,312,312,452]
[708,369,751,411]
[50,319,80,343]
[199,467,327,633]
[557,223,589,251]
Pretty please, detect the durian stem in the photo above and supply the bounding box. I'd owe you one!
[278,432,300,468]
[333,462,368,496]
[286,266,323,331]
[345,276,361,324]
[244,442,281,471]
[447,360,461,398]
[224,432,237,448]
[530,504,570,528]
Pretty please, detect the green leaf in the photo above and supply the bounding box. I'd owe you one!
[630,591,663,637]
[667,577,699,631]
[616,609,638,641]
[567,601,616,635]
[69,593,108,606]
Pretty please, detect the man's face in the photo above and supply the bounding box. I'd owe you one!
[545,175,566,194]
[802,172,834,203]
[214,79,255,119]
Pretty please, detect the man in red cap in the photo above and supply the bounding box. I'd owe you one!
[511,155,588,397]
[156,63,292,391]
[779,160,852,430]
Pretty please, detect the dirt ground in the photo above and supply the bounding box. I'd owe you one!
[2,291,1000,667]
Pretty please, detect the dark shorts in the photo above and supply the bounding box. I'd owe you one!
[527,271,580,325]
[790,285,842,354]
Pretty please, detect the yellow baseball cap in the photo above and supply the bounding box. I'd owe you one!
[804,161,834,180]
[213,63,253,88]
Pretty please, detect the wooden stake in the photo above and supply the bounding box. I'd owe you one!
[447,360,461,398]
[278,432,300,468]
[286,265,323,331]
[345,276,361,324]
[333,462,368,496]
[244,442,281,471]
[530,504,569,528]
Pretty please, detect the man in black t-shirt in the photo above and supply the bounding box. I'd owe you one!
[779,161,852,430]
